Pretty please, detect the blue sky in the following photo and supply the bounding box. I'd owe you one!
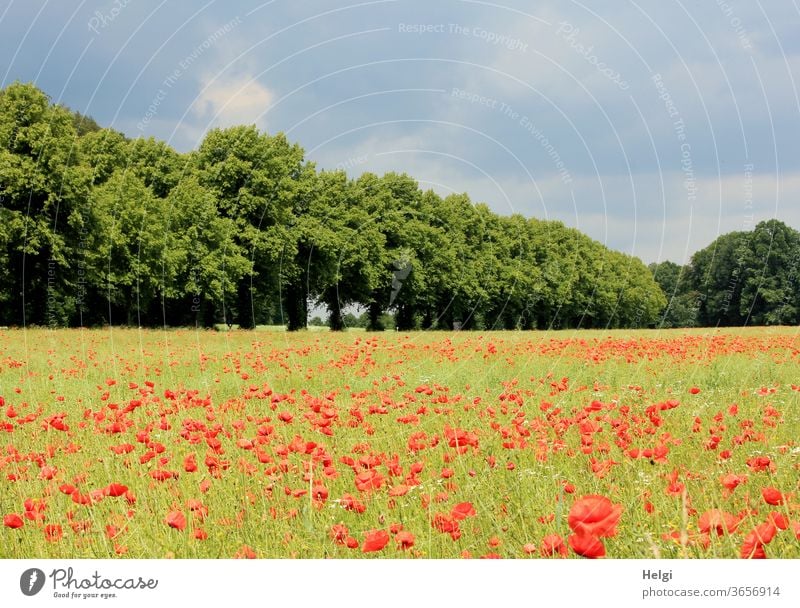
[2,0,799,264]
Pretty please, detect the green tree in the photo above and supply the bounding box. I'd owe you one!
[0,82,92,326]
[739,220,800,325]
[649,261,699,327]
[161,175,252,326]
[84,171,168,325]
[193,126,306,328]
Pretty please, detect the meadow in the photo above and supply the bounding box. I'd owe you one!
[1,327,798,559]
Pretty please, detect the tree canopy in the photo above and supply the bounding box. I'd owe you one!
[6,81,792,331]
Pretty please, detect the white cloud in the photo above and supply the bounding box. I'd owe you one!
[192,75,273,130]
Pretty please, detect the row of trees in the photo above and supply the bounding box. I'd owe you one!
[3,82,793,331]
[650,219,800,327]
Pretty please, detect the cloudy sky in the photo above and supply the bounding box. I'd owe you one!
[2,0,798,264]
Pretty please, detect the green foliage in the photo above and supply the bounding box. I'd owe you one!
[0,82,92,326]
[683,220,800,327]
[3,82,784,330]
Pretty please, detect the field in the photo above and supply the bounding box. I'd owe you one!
[1,327,799,559]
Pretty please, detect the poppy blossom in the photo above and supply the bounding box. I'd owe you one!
[233,545,257,559]
[165,510,186,531]
[698,509,738,536]
[740,532,768,559]
[568,495,623,538]
[44,524,63,543]
[720,473,747,492]
[105,483,128,497]
[39,465,58,480]
[451,502,476,520]
[523,543,537,555]
[3,513,24,529]
[330,524,349,544]
[362,529,390,553]
[568,533,605,558]
[540,534,568,557]
[345,537,359,549]
[311,485,328,502]
[184,454,198,473]
[761,487,784,506]
[395,531,415,550]
[431,513,460,534]
[354,469,384,492]
[768,512,788,531]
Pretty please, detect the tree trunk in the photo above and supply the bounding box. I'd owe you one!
[367,300,384,331]
[285,278,307,331]
[236,280,255,329]
[327,288,344,331]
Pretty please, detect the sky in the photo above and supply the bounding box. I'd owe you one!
[1,0,799,264]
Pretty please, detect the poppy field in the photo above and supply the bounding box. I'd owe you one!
[1,327,799,559]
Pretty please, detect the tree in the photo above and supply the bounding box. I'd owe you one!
[84,171,168,325]
[80,128,128,185]
[649,261,699,328]
[161,175,252,326]
[193,126,307,328]
[739,220,800,325]
[0,82,92,326]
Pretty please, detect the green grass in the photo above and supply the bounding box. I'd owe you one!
[0,326,798,558]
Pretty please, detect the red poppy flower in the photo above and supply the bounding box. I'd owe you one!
[233,544,257,558]
[751,522,777,545]
[150,469,177,481]
[740,533,767,559]
[540,534,568,557]
[345,536,359,549]
[105,483,128,498]
[523,543,537,555]
[431,513,460,534]
[165,510,186,531]
[698,509,739,536]
[689,387,701,395]
[568,495,623,538]
[768,512,788,531]
[305,485,326,503]
[340,494,366,513]
[761,487,784,506]
[44,524,63,543]
[183,454,198,473]
[568,533,605,558]
[451,502,476,520]
[354,469,384,492]
[720,473,747,491]
[3,513,24,529]
[39,465,58,480]
[395,531,415,550]
[746,456,774,473]
[362,529,390,553]
[330,524,349,545]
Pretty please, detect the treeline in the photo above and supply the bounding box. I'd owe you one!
[0,82,789,331]
[650,219,800,327]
